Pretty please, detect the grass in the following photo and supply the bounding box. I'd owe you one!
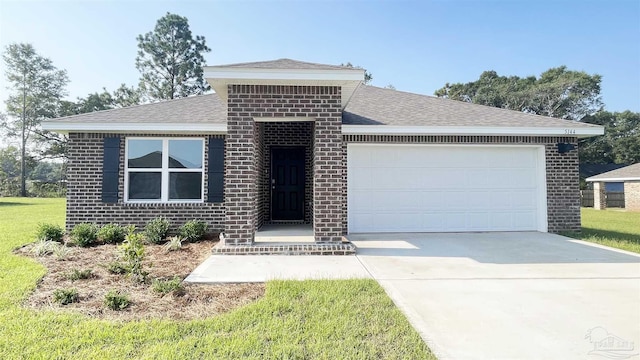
[0,197,434,359]
[563,208,640,254]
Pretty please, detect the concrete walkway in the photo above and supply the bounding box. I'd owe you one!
[185,232,640,360]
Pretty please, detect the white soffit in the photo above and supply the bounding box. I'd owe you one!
[342,125,605,138]
[204,66,364,109]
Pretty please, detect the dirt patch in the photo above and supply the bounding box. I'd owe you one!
[16,239,265,321]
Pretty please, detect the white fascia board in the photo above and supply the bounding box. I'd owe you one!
[203,68,364,82]
[41,122,227,134]
[341,125,604,138]
[586,177,640,182]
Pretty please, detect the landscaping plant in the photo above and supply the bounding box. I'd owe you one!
[164,235,183,252]
[144,217,170,244]
[151,276,185,296]
[119,231,147,283]
[178,219,207,242]
[104,290,130,310]
[97,223,126,244]
[52,244,72,261]
[35,223,64,242]
[30,240,58,257]
[69,223,98,247]
[64,269,93,281]
[52,288,79,305]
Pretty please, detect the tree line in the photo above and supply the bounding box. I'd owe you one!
[2,13,639,197]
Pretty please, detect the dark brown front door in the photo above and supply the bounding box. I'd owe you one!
[271,147,305,221]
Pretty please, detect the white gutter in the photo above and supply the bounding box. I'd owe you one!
[341,125,604,138]
[41,122,227,134]
[586,177,640,182]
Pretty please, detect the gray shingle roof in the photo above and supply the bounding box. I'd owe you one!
[343,85,601,128]
[44,84,601,131]
[49,94,225,124]
[214,58,350,71]
[586,163,640,181]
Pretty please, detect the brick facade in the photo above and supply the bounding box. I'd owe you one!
[65,132,225,232]
[225,85,343,245]
[593,182,607,210]
[342,135,581,233]
[624,181,640,211]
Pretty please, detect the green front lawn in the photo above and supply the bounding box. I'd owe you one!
[0,198,434,359]
[564,208,640,254]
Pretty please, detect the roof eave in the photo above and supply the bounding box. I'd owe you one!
[586,177,640,182]
[41,122,227,134]
[341,125,604,138]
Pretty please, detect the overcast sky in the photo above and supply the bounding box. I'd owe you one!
[0,0,639,114]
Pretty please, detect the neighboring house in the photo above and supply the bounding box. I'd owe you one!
[586,163,640,211]
[580,163,627,191]
[42,59,604,254]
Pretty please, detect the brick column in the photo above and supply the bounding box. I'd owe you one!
[593,181,607,210]
[623,181,639,211]
[313,88,343,243]
[225,86,257,245]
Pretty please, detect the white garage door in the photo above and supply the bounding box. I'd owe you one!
[347,144,547,233]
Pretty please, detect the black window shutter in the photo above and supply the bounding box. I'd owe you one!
[102,137,120,203]
[207,137,224,202]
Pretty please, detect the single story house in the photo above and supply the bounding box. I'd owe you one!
[586,163,640,211]
[580,163,627,192]
[43,59,604,254]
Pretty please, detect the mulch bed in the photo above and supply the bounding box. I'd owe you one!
[15,239,265,321]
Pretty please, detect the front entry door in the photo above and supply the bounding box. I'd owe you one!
[271,147,305,221]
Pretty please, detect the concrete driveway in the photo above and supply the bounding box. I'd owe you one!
[349,232,640,360]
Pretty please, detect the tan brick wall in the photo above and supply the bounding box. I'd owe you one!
[342,135,581,233]
[624,181,640,211]
[65,132,225,232]
[593,182,607,210]
[226,85,343,244]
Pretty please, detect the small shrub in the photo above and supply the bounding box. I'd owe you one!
[70,223,98,247]
[53,288,79,305]
[144,217,170,244]
[65,269,93,281]
[119,232,147,283]
[164,236,183,252]
[97,223,126,244]
[52,244,73,261]
[104,290,130,310]
[31,240,57,256]
[36,223,64,242]
[151,276,185,297]
[106,261,129,275]
[178,220,207,242]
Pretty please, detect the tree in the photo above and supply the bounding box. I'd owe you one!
[435,66,603,120]
[136,13,211,101]
[341,62,373,84]
[580,110,640,164]
[2,43,69,196]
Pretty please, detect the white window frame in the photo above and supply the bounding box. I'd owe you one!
[124,137,205,203]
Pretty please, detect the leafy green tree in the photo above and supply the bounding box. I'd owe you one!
[580,110,640,164]
[111,84,142,107]
[435,66,602,120]
[2,43,69,196]
[136,12,211,100]
[341,62,373,84]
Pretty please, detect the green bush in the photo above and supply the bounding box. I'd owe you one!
[144,218,170,244]
[97,223,126,244]
[178,220,207,242]
[106,261,129,275]
[104,290,130,310]
[164,236,183,252]
[36,223,64,242]
[53,288,79,305]
[151,276,185,297]
[119,232,147,283]
[70,223,98,247]
[65,269,93,281]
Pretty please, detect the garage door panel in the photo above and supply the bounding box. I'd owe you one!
[348,145,546,233]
